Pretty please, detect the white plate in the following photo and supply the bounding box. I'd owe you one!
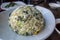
[1,1,26,10]
[0,6,55,40]
[49,3,60,9]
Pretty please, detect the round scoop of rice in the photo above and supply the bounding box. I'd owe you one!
[9,5,44,36]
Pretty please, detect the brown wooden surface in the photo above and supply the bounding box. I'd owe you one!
[0,1,60,40]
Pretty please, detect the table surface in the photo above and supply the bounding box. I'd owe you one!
[0,2,60,40]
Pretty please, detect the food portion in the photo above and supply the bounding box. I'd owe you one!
[9,6,44,36]
[5,2,17,8]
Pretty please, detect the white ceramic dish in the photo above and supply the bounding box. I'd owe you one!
[55,18,60,34]
[0,5,55,40]
[49,3,60,9]
[1,1,26,10]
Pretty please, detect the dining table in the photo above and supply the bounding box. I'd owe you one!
[0,1,60,40]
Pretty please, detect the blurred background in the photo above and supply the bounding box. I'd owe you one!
[0,0,60,5]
